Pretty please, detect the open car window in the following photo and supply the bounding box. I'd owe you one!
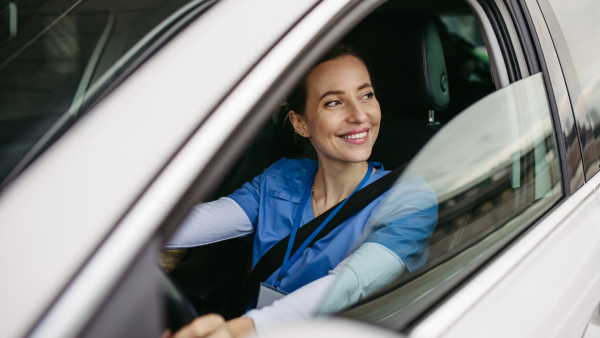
[321,73,562,326]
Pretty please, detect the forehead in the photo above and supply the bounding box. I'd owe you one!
[306,56,371,95]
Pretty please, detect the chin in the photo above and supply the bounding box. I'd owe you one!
[342,149,373,163]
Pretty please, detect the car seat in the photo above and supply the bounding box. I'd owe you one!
[345,13,450,170]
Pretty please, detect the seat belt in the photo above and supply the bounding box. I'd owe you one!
[232,163,406,315]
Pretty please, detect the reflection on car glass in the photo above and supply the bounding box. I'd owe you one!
[318,172,438,315]
[546,0,600,167]
[325,74,561,321]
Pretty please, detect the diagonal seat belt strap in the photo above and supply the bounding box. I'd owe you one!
[232,163,406,315]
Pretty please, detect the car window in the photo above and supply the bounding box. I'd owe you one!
[321,73,562,325]
[0,0,213,189]
[541,0,600,170]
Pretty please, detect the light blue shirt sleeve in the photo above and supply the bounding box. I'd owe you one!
[164,197,253,249]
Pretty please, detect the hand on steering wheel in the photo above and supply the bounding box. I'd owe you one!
[162,314,255,338]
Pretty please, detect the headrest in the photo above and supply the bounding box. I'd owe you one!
[348,13,450,114]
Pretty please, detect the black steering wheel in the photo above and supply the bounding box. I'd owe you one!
[159,268,199,333]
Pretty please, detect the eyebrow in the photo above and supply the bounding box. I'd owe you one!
[318,83,373,101]
[319,90,344,101]
[358,83,372,90]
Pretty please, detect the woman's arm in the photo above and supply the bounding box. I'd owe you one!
[164,197,254,249]
[243,242,405,336]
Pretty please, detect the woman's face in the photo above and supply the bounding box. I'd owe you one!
[293,55,381,164]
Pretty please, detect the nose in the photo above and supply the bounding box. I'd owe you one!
[346,99,368,124]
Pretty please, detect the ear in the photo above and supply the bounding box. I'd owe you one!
[288,110,310,137]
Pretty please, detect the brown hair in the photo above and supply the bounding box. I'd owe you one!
[284,44,370,151]
[285,43,369,117]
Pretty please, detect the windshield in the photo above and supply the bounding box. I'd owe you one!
[0,0,213,189]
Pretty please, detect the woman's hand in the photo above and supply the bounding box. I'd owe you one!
[163,314,256,338]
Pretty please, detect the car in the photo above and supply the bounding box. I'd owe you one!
[1,0,600,337]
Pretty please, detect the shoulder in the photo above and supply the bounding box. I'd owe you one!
[263,158,317,181]
[261,158,317,198]
[266,158,317,174]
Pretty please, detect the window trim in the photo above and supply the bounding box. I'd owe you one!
[536,0,600,181]
[494,0,530,79]
[504,0,541,75]
[519,0,584,195]
[477,0,522,83]
[467,0,511,88]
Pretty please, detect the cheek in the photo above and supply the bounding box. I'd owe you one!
[311,111,343,138]
[371,102,382,123]
[368,109,382,128]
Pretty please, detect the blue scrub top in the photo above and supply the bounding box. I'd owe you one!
[228,158,437,294]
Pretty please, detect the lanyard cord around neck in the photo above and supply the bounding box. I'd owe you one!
[274,162,374,289]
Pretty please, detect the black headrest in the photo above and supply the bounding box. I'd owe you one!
[348,13,450,115]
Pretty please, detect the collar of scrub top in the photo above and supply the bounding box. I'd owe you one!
[274,162,374,289]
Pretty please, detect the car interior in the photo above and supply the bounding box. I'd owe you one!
[160,0,497,326]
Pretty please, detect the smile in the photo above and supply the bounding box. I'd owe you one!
[341,131,367,140]
[339,128,369,145]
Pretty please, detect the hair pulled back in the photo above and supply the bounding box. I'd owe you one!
[285,43,368,117]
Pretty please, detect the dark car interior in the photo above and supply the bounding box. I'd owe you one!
[161,0,496,327]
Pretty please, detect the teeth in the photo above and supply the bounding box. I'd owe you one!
[342,131,367,140]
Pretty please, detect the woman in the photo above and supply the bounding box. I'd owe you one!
[164,44,438,338]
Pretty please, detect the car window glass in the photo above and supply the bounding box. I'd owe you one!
[544,0,600,167]
[0,0,211,188]
[319,73,562,323]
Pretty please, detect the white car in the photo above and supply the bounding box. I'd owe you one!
[1,0,600,337]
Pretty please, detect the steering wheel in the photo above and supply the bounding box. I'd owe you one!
[158,267,199,333]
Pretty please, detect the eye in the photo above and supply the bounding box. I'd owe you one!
[325,100,341,107]
[362,92,374,100]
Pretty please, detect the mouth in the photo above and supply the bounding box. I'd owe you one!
[339,128,369,144]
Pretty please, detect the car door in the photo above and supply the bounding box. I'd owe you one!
[529,0,600,336]
[402,0,600,337]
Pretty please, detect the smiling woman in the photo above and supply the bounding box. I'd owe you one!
[164,43,438,337]
[287,44,381,216]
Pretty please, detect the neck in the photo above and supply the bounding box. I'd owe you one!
[312,155,370,210]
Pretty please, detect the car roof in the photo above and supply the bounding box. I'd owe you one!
[0,0,318,336]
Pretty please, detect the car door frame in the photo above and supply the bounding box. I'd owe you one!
[535,0,600,182]
[508,0,586,195]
